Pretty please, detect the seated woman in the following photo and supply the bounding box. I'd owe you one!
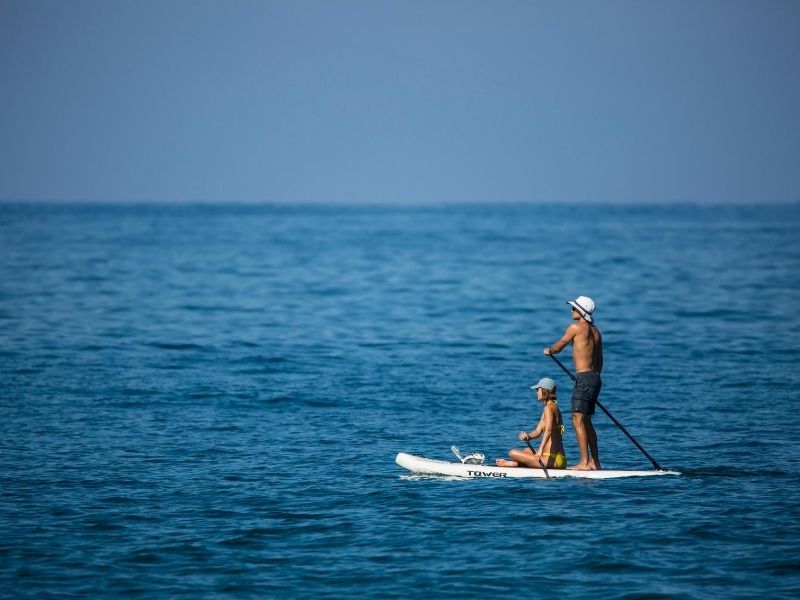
[496,377,567,469]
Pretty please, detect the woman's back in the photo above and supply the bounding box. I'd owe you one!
[542,402,566,456]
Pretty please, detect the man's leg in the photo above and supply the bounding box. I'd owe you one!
[570,411,590,469]
[585,416,600,470]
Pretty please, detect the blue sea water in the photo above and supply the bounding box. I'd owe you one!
[1,202,800,599]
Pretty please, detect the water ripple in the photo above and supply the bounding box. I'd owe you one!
[2,203,800,598]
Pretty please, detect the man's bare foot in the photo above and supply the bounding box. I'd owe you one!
[588,460,600,470]
[567,463,593,470]
[496,459,518,467]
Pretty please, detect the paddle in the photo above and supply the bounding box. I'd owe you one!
[547,353,664,471]
[524,438,550,479]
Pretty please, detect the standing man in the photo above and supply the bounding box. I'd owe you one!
[544,296,603,470]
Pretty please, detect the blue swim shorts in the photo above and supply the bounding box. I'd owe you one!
[571,371,602,415]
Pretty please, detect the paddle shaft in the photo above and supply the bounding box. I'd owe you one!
[547,353,664,471]
[524,439,550,479]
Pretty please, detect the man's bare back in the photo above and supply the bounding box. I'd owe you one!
[571,320,603,373]
[545,319,603,373]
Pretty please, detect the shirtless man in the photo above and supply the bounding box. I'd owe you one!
[544,296,603,470]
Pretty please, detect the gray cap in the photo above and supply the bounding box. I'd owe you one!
[531,377,557,392]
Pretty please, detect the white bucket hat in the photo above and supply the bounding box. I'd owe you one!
[567,296,595,323]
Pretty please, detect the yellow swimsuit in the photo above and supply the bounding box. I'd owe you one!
[539,452,567,469]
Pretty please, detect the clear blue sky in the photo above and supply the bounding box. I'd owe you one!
[1,0,798,204]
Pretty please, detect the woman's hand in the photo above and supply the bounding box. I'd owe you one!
[518,431,529,442]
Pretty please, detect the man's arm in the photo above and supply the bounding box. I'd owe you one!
[543,324,577,355]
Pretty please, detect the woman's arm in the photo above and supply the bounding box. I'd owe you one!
[520,416,545,442]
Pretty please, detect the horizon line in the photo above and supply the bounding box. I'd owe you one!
[2,198,799,208]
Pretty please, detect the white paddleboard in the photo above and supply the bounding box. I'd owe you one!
[396,452,680,479]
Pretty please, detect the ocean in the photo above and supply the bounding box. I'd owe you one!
[1,202,799,598]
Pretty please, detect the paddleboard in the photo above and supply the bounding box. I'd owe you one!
[396,452,680,479]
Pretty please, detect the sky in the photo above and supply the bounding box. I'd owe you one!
[1,0,799,205]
